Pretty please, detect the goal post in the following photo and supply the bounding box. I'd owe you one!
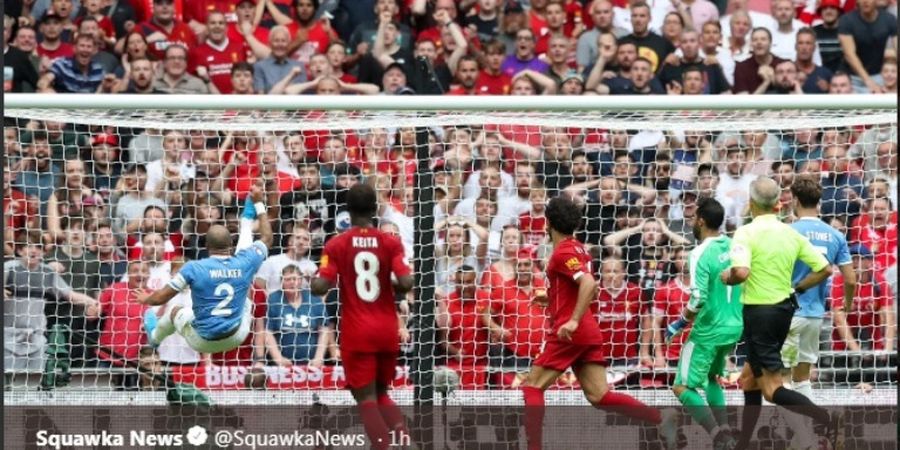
[3,94,897,410]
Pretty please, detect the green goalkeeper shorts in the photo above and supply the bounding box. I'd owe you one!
[673,340,736,389]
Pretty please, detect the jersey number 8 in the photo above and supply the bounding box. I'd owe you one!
[354,251,381,302]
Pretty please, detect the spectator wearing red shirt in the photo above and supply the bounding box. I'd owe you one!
[227,0,272,59]
[183,0,242,39]
[535,1,575,57]
[850,196,897,275]
[519,186,548,248]
[651,247,691,366]
[37,13,75,61]
[269,0,338,67]
[3,164,40,248]
[831,244,895,355]
[138,0,199,60]
[324,41,358,83]
[447,56,482,95]
[596,257,642,363]
[189,11,250,93]
[476,39,513,94]
[97,261,150,364]
[75,0,116,47]
[438,265,490,367]
[483,251,548,368]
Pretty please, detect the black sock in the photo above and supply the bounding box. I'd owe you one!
[736,390,762,450]
[771,386,831,426]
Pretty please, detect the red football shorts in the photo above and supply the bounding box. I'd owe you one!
[532,340,608,372]
[341,350,398,390]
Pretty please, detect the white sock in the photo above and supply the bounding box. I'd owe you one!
[151,305,176,344]
[783,381,816,449]
[235,218,254,252]
[793,380,814,399]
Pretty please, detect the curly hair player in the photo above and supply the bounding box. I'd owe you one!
[521,195,676,450]
[311,184,415,450]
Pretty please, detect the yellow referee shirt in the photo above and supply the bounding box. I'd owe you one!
[729,214,829,305]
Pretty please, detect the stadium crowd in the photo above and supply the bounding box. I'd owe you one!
[2,0,897,390]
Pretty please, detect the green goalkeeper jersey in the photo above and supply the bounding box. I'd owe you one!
[687,235,743,345]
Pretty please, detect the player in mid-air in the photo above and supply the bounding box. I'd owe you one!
[779,175,856,450]
[140,179,272,354]
[663,197,742,450]
[522,195,674,450]
[311,184,414,450]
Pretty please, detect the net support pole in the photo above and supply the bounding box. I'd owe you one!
[412,121,438,443]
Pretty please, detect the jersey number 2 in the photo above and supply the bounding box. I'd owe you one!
[212,283,235,316]
[354,252,381,302]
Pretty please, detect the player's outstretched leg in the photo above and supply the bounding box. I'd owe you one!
[576,363,675,447]
[144,305,179,347]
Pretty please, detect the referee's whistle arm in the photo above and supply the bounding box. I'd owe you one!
[720,267,749,285]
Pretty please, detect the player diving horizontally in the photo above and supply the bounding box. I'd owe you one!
[521,195,676,450]
[663,197,742,450]
[310,184,414,450]
[140,179,272,354]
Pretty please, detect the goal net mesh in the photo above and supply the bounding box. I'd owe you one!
[3,106,897,408]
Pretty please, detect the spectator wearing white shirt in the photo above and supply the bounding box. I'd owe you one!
[699,19,738,85]
[770,0,822,63]
[614,0,674,35]
[255,225,318,294]
[715,147,755,230]
[144,130,196,193]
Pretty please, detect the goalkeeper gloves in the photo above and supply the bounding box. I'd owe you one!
[665,316,689,343]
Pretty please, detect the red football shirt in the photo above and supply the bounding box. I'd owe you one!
[545,237,604,345]
[488,278,548,359]
[653,277,691,360]
[318,227,412,353]
[519,213,547,247]
[285,21,335,65]
[4,189,37,235]
[475,70,512,95]
[98,282,148,362]
[138,19,199,60]
[850,212,898,275]
[37,43,75,61]
[445,290,490,364]
[830,274,893,350]
[596,282,642,359]
[189,38,250,93]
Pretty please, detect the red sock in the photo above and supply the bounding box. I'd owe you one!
[377,393,408,434]
[359,400,391,450]
[597,391,661,424]
[522,386,545,450]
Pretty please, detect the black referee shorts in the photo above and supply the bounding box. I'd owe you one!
[742,297,798,378]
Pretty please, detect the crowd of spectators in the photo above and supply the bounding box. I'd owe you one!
[2,0,897,390]
[3,0,898,96]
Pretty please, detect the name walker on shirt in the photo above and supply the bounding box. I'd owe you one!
[210,269,243,279]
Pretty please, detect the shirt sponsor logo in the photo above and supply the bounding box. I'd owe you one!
[565,257,581,271]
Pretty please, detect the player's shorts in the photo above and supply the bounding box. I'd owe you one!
[673,340,735,389]
[173,298,253,354]
[742,298,796,378]
[531,340,607,372]
[781,316,823,368]
[341,350,398,390]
